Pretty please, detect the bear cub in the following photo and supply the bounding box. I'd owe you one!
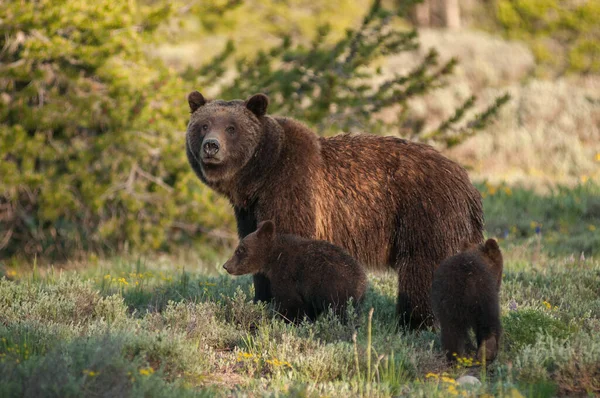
[431,238,504,363]
[223,220,367,323]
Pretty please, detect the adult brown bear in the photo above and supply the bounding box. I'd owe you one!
[185,91,484,329]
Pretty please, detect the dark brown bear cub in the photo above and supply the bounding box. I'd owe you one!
[223,220,367,323]
[431,238,503,363]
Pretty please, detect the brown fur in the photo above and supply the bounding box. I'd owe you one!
[222,221,367,323]
[186,92,484,329]
[431,238,504,362]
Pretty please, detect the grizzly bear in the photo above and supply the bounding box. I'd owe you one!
[431,238,503,362]
[185,91,484,329]
[222,220,367,323]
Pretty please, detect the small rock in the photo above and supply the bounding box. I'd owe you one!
[456,375,481,387]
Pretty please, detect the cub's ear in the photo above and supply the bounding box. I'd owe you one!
[483,238,500,252]
[245,93,269,117]
[188,91,206,113]
[256,220,276,241]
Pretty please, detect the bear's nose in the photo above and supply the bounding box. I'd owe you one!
[203,138,220,157]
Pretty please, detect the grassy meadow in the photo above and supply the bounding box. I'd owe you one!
[1,183,599,397]
[2,0,600,396]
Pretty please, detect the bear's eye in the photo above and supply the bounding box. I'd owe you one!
[202,124,209,131]
[236,246,246,256]
[226,126,236,135]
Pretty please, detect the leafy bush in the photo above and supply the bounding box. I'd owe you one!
[494,0,600,75]
[0,0,233,259]
[0,334,211,398]
[502,309,575,350]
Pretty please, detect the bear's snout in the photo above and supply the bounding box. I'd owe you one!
[223,261,235,274]
[203,138,220,158]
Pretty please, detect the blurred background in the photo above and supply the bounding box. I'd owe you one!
[1,0,599,265]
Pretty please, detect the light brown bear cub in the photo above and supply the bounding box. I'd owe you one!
[431,238,504,363]
[223,220,367,323]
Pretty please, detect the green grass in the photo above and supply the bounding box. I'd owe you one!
[1,254,599,397]
[480,180,600,257]
[0,183,599,397]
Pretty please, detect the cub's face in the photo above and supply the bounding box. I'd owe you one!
[223,220,276,276]
[185,92,269,184]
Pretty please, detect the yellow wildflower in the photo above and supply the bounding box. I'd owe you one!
[543,300,552,310]
[446,384,459,396]
[83,369,99,377]
[236,352,255,362]
[589,225,596,231]
[503,186,512,196]
[581,175,589,183]
[6,270,17,277]
[455,355,475,368]
[117,277,128,285]
[506,388,525,398]
[425,372,439,379]
[441,376,457,384]
[139,367,154,376]
[266,358,292,368]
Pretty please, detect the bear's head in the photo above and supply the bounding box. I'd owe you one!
[461,238,503,289]
[185,91,269,184]
[222,220,276,276]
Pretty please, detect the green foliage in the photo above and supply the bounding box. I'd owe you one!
[189,1,508,138]
[494,0,600,75]
[0,0,234,259]
[481,181,600,256]
[1,249,599,396]
[502,309,574,350]
[0,333,213,398]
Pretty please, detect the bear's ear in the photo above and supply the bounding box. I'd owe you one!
[256,220,275,241]
[188,91,206,113]
[245,93,269,117]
